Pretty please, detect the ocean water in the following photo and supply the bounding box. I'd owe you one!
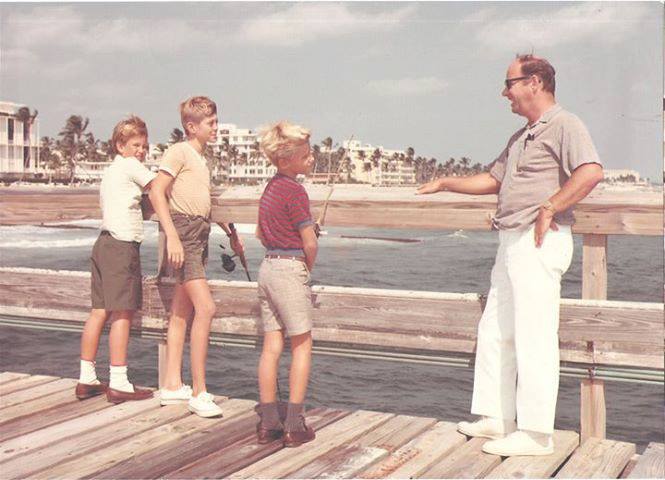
[0,221,662,451]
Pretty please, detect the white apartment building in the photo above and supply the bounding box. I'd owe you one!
[215,123,275,184]
[342,139,416,185]
[0,101,40,176]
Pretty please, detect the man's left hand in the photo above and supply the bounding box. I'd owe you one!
[534,207,558,248]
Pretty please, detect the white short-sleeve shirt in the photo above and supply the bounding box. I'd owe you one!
[100,155,157,242]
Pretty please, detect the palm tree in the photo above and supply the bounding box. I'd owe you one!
[321,137,333,180]
[169,128,184,145]
[58,115,90,184]
[40,136,62,183]
[16,107,38,177]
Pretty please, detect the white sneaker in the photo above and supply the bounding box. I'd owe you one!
[159,384,193,406]
[188,391,223,418]
[482,430,554,456]
[457,416,517,440]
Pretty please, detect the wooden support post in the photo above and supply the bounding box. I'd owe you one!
[580,234,608,440]
[582,234,608,300]
[157,225,166,278]
[580,377,606,442]
[158,340,167,389]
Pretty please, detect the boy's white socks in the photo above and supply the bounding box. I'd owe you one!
[109,365,135,393]
[79,359,100,385]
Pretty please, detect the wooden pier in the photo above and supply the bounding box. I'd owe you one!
[1,371,663,479]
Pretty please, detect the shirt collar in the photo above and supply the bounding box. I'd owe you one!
[529,103,562,128]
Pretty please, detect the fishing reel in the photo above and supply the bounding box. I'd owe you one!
[219,244,238,273]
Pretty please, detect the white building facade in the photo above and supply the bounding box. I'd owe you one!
[0,101,40,176]
[342,139,416,186]
[215,123,275,184]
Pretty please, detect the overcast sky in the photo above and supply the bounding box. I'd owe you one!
[1,2,662,180]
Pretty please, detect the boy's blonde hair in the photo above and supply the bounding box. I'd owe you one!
[259,121,311,166]
[180,96,217,134]
[111,115,148,153]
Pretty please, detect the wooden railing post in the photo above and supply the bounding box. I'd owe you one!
[158,341,167,389]
[580,233,608,441]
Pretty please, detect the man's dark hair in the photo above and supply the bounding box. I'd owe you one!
[516,54,556,94]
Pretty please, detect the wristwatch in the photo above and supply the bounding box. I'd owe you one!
[541,200,556,214]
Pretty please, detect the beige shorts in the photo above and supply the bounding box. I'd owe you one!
[164,213,211,283]
[257,258,313,337]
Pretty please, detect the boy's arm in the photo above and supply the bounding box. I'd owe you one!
[299,224,318,273]
[148,172,184,268]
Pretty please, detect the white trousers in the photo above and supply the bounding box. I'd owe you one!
[470,225,573,434]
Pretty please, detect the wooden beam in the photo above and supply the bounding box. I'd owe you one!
[583,234,608,300]
[580,378,606,442]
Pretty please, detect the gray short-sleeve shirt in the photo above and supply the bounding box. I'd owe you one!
[488,104,602,230]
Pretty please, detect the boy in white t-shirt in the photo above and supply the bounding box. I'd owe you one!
[76,116,157,403]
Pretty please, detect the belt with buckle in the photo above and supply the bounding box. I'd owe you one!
[265,254,306,263]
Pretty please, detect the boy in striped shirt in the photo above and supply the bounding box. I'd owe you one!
[255,121,318,447]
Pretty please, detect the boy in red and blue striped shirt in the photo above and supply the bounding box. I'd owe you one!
[255,121,318,448]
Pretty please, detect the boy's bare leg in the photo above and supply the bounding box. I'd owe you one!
[183,279,216,396]
[288,331,312,403]
[80,309,109,361]
[163,284,193,390]
[258,330,285,403]
[108,310,133,366]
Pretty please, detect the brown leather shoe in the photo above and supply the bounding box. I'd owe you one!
[256,423,284,444]
[283,425,315,448]
[75,382,108,400]
[106,386,153,404]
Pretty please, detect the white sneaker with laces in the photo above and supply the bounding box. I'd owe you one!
[188,391,223,418]
[159,384,193,406]
[482,430,554,456]
[457,416,517,440]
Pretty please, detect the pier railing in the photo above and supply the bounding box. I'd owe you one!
[0,188,662,442]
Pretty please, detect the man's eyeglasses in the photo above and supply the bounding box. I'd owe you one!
[504,76,530,90]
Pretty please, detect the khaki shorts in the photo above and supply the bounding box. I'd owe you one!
[91,231,142,311]
[165,213,211,283]
[257,258,313,337]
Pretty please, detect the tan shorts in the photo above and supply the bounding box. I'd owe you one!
[165,213,211,283]
[257,258,313,337]
[91,231,142,311]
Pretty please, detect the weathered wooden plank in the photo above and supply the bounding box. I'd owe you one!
[2,402,191,479]
[583,234,608,300]
[33,398,255,479]
[289,415,437,479]
[628,442,664,479]
[581,378,606,441]
[229,410,394,479]
[0,373,29,385]
[358,421,466,479]
[418,436,500,479]
[0,393,110,443]
[0,378,76,409]
[0,387,95,424]
[166,407,351,479]
[555,437,636,478]
[621,454,641,478]
[0,375,59,397]
[487,430,579,478]
[0,396,159,464]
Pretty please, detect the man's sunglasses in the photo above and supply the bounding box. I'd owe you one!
[504,76,531,90]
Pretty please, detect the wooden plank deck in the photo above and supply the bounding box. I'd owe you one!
[0,372,661,479]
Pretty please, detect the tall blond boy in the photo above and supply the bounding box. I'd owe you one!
[77,116,155,403]
[255,121,318,447]
[149,96,244,417]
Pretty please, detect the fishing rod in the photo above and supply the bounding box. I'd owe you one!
[219,223,252,281]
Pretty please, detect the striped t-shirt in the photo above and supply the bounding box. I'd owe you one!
[258,174,313,255]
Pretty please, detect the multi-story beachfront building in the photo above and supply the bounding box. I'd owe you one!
[0,101,40,177]
[342,139,416,186]
[215,123,275,184]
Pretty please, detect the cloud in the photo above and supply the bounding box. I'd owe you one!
[367,77,448,97]
[239,3,416,47]
[469,3,652,52]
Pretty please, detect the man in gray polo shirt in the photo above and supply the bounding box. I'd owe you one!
[417,54,603,456]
